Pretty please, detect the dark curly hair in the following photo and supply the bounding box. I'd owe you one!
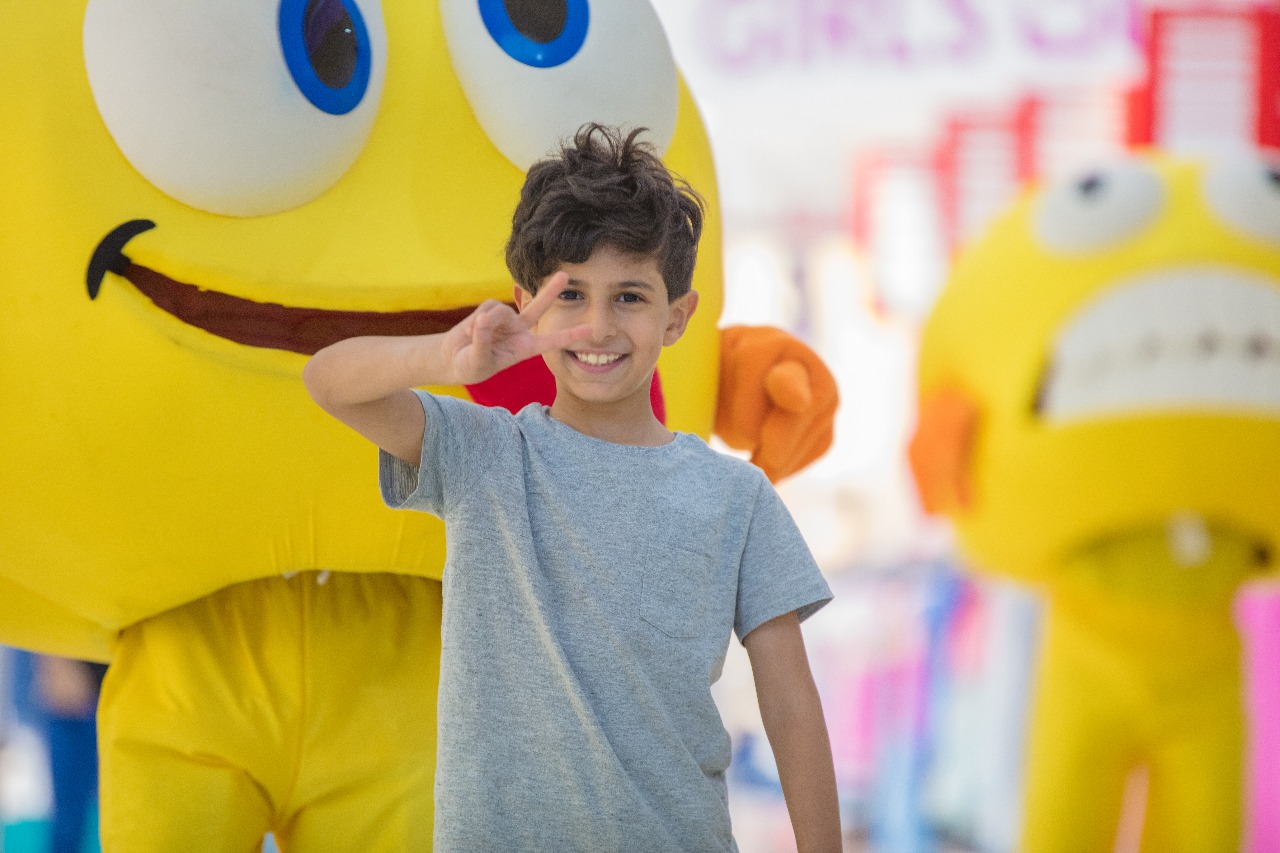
[505,123,705,302]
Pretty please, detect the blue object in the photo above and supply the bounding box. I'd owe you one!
[44,716,99,853]
[3,650,104,853]
[477,0,589,68]
[728,732,784,795]
[279,0,372,115]
[868,565,966,853]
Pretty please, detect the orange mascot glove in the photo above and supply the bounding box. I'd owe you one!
[715,325,839,483]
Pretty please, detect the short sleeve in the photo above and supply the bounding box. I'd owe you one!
[379,390,511,517]
[734,474,833,642]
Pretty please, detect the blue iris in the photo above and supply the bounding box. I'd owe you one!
[478,0,589,69]
[280,0,372,115]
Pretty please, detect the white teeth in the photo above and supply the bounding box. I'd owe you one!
[1167,511,1212,567]
[1039,268,1280,423]
[575,352,621,366]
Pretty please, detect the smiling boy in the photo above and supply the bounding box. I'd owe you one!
[303,124,840,851]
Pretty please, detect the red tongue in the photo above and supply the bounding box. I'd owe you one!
[465,357,667,423]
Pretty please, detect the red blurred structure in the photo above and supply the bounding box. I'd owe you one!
[1126,6,1280,151]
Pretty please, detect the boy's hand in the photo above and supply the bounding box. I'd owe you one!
[442,273,590,385]
[714,326,839,482]
[303,274,589,464]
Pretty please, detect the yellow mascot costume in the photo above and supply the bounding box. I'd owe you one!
[0,1,838,849]
[910,152,1280,852]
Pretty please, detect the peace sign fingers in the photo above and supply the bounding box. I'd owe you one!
[517,271,571,328]
[519,274,593,355]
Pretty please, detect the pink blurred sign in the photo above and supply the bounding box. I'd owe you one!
[1238,583,1280,853]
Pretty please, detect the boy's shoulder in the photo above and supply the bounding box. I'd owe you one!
[416,389,524,454]
[419,389,523,428]
[672,434,772,488]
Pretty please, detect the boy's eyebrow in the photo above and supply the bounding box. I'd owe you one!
[565,277,660,291]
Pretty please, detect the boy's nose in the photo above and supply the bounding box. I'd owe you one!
[585,300,617,340]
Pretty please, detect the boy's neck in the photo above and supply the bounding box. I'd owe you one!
[547,398,674,446]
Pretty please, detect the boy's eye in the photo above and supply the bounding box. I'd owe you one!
[557,288,583,300]
[618,292,645,304]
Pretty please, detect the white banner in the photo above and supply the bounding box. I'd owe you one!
[656,0,1142,97]
[650,0,1146,218]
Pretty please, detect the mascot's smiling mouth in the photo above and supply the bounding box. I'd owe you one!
[86,219,479,355]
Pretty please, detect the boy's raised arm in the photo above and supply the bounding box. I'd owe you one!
[743,611,842,853]
[303,332,445,466]
[302,274,589,465]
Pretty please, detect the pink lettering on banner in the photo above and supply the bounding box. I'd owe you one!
[701,0,787,73]
[794,0,911,66]
[1015,0,1137,57]
[922,0,985,63]
[698,0,1133,74]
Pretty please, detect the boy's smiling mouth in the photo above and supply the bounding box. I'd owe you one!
[572,351,625,367]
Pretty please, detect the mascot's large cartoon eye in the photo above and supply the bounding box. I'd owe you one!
[84,0,387,217]
[478,0,588,68]
[1033,160,1166,254]
[440,0,678,170]
[280,0,373,115]
[1203,152,1280,245]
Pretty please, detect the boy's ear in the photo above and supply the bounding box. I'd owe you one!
[663,290,699,345]
[513,284,531,311]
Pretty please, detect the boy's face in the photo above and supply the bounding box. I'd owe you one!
[515,245,698,421]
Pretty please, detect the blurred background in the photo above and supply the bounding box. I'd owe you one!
[2,0,1276,850]
[657,0,1279,850]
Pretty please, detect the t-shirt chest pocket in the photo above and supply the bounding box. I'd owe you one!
[638,545,717,639]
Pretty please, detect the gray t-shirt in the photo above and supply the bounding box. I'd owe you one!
[380,392,832,852]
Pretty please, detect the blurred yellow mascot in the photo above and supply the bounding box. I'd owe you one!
[911,151,1280,852]
[0,1,837,849]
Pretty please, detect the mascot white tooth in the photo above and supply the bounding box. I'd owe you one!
[0,0,837,847]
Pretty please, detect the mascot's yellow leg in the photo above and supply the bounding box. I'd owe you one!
[97,572,442,853]
[1138,679,1244,853]
[1021,591,1244,853]
[1020,606,1134,853]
